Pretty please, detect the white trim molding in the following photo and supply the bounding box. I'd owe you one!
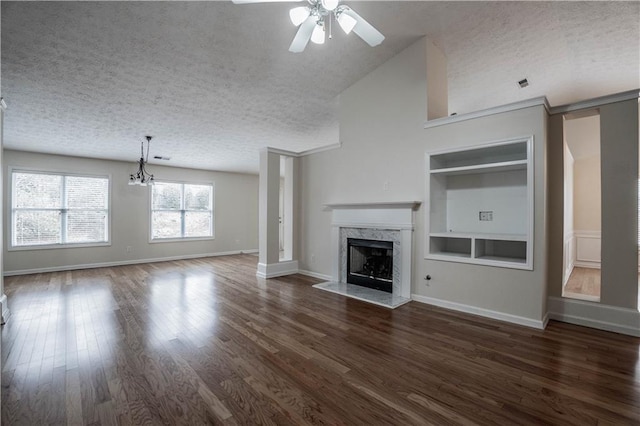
[422,89,640,130]
[3,249,259,276]
[424,97,550,129]
[574,230,601,269]
[265,142,342,158]
[297,269,332,281]
[547,296,640,337]
[256,260,300,279]
[549,89,640,115]
[325,201,421,210]
[412,294,547,329]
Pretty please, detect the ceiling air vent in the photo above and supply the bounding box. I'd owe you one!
[153,155,171,161]
[518,78,529,88]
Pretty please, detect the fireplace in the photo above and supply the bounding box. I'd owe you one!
[347,238,393,292]
[317,201,419,307]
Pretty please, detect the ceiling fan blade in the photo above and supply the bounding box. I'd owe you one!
[342,8,385,47]
[289,15,316,53]
[232,0,300,3]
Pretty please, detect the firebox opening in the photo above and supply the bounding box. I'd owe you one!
[347,238,393,293]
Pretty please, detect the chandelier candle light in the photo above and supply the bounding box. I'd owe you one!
[129,136,155,186]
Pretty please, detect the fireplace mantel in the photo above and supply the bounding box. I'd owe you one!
[326,201,421,231]
[325,201,421,210]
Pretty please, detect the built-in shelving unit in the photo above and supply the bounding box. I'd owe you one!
[426,137,534,269]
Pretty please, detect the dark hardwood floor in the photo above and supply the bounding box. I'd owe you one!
[2,254,639,425]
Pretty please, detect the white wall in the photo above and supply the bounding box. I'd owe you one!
[3,150,259,274]
[573,154,601,232]
[300,37,429,276]
[299,37,549,325]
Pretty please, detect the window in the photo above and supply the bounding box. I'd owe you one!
[151,181,213,240]
[11,170,109,248]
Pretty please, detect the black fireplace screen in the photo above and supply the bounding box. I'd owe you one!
[347,238,393,293]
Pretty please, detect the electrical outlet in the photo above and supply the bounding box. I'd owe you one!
[126,246,133,253]
[479,211,493,221]
[383,181,389,191]
[311,254,315,264]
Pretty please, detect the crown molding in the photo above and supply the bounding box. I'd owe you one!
[549,89,640,115]
[424,97,550,130]
[266,141,342,158]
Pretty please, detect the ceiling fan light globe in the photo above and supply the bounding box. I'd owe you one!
[321,0,339,11]
[311,22,325,44]
[289,7,310,26]
[337,12,357,34]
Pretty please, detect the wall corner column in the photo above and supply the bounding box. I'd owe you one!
[0,99,8,324]
[257,149,299,278]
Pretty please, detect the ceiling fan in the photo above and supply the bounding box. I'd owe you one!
[232,0,385,53]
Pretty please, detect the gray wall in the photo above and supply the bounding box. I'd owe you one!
[600,100,639,308]
[419,107,548,322]
[4,150,259,274]
[299,37,549,323]
[547,99,639,310]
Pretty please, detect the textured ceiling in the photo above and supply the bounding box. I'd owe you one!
[2,1,639,174]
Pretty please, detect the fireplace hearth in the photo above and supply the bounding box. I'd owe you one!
[347,238,393,293]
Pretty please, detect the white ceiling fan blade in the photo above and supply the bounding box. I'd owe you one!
[289,15,316,53]
[342,8,385,47]
[232,0,300,4]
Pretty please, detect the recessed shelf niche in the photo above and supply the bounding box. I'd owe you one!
[426,137,533,269]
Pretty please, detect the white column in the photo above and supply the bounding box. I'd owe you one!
[283,156,294,261]
[257,150,299,278]
[258,149,281,275]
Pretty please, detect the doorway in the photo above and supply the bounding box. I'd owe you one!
[562,110,601,302]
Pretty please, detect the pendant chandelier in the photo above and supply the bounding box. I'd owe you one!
[128,136,155,186]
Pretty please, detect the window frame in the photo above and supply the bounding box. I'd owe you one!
[8,167,112,251]
[149,179,215,243]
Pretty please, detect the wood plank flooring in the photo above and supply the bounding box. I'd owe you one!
[2,254,640,425]
[564,267,601,299]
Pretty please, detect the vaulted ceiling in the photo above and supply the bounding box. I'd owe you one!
[2,1,638,173]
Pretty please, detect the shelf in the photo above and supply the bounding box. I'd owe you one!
[429,160,527,176]
[475,255,527,264]
[430,232,527,242]
[430,236,471,257]
[429,252,472,259]
[428,234,527,267]
[429,140,528,170]
[426,137,533,270]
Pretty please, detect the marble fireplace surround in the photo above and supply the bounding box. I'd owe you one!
[314,201,420,308]
[340,227,401,293]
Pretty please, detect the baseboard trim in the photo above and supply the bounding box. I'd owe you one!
[411,294,546,329]
[547,296,640,337]
[3,249,259,276]
[256,260,300,279]
[541,312,550,329]
[573,261,601,269]
[297,270,333,281]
